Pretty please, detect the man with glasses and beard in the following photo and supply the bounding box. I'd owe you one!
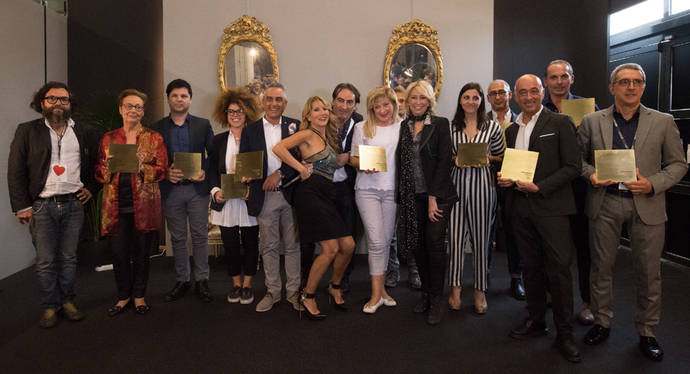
[8,82,100,328]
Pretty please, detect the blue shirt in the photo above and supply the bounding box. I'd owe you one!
[543,92,600,113]
[612,107,640,150]
[169,116,190,154]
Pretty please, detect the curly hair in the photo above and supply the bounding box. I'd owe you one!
[213,87,262,127]
[30,81,73,114]
[299,96,339,151]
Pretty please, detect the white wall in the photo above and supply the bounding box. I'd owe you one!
[163,0,494,131]
[0,0,68,279]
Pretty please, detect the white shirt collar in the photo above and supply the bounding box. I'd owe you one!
[44,117,75,130]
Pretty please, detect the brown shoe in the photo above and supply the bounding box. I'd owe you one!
[39,309,58,329]
[62,302,85,321]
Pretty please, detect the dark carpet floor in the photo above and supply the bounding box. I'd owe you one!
[0,248,688,374]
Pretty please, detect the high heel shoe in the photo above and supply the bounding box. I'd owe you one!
[327,282,348,311]
[472,289,488,316]
[299,291,327,321]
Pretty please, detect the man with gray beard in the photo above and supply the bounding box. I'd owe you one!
[8,82,100,328]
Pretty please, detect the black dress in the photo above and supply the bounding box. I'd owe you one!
[293,129,348,243]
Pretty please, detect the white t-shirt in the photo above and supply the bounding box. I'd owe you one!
[351,120,401,191]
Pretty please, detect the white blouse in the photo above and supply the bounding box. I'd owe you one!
[210,134,258,227]
[350,120,401,191]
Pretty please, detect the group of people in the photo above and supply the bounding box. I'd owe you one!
[8,59,686,364]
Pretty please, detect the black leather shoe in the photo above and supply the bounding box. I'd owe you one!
[584,324,610,345]
[510,278,526,300]
[408,271,422,290]
[426,295,443,326]
[196,280,213,302]
[413,292,429,313]
[554,335,582,363]
[165,281,191,302]
[509,318,548,340]
[135,304,150,315]
[639,336,663,362]
[340,276,351,293]
[107,302,129,317]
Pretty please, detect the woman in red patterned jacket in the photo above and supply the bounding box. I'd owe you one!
[95,89,168,317]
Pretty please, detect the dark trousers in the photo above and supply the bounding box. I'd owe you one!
[511,199,575,336]
[413,194,451,297]
[220,225,259,277]
[494,187,523,277]
[571,177,591,303]
[300,181,358,280]
[110,212,155,300]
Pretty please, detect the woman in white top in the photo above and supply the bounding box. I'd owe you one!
[350,86,401,314]
[208,88,262,305]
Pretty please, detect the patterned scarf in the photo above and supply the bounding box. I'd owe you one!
[397,118,419,261]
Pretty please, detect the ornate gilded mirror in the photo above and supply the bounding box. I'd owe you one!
[383,19,443,98]
[218,15,279,93]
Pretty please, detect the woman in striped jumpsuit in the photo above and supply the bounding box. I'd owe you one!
[448,82,505,315]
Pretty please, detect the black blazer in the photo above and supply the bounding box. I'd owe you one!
[503,108,581,217]
[341,111,363,188]
[7,118,101,212]
[396,115,458,204]
[150,114,214,198]
[239,116,300,217]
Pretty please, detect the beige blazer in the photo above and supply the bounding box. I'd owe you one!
[578,104,687,225]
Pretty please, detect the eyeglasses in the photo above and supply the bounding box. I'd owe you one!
[225,108,244,115]
[615,78,645,87]
[488,90,507,97]
[44,96,70,104]
[122,104,144,111]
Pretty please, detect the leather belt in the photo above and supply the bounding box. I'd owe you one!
[605,186,633,198]
[44,193,78,203]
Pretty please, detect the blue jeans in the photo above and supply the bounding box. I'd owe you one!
[29,197,84,309]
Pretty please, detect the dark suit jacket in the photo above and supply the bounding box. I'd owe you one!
[341,111,364,188]
[395,115,458,204]
[8,118,101,212]
[503,108,581,217]
[239,116,300,217]
[150,114,214,198]
[487,110,516,123]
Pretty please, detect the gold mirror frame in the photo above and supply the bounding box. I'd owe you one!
[383,19,443,99]
[218,15,279,91]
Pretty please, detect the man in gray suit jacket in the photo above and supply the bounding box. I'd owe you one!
[578,63,687,362]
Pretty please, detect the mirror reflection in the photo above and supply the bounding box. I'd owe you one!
[388,43,438,90]
[225,41,275,95]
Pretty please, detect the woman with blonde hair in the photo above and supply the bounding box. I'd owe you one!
[396,80,457,325]
[208,88,262,305]
[272,96,355,320]
[350,86,401,313]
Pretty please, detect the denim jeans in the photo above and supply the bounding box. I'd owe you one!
[29,197,84,309]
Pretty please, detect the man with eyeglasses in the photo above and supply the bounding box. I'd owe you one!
[8,81,100,328]
[578,63,687,362]
[299,83,366,292]
[543,59,600,327]
[499,74,582,363]
[486,79,525,301]
[151,79,215,303]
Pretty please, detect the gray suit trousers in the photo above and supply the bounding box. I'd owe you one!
[589,193,665,337]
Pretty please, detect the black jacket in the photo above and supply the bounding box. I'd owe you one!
[8,118,101,212]
[150,114,214,198]
[503,108,581,217]
[396,115,458,204]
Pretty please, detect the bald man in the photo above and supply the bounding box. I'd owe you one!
[498,74,582,363]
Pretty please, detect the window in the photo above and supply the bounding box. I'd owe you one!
[610,0,664,35]
[673,0,690,14]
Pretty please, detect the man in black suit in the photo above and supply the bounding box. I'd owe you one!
[8,81,100,328]
[498,74,582,363]
[239,82,302,312]
[151,79,215,303]
[300,83,363,292]
[486,79,525,300]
